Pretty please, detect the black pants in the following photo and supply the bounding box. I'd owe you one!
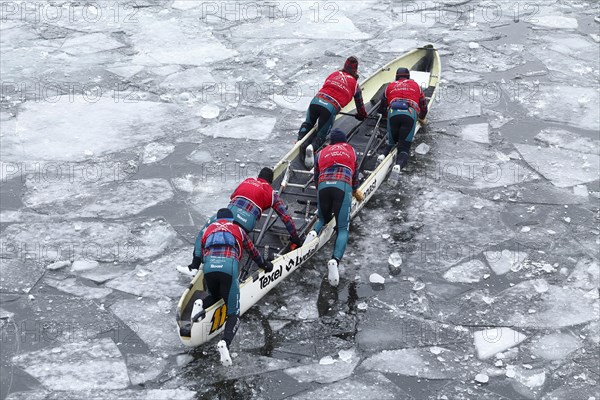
[385,113,415,164]
[298,102,335,155]
[204,271,239,347]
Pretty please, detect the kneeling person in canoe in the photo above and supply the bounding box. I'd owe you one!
[229,167,303,247]
[297,56,369,169]
[192,208,273,366]
[378,67,428,186]
[304,129,364,286]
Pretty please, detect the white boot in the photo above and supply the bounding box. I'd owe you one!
[388,164,401,187]
[217,340,232,366]
[328,259,339,287]
[304,144,314,168]
[376,154,385,167]
[303,230,318,246]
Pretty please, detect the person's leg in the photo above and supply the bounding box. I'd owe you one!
[312,102,336,150]
[393,110,417,166]
[298,100,320,141]
[313,185,335,233]
[330,183,351,261]
[385,109,401,156]
[221,260,240,348]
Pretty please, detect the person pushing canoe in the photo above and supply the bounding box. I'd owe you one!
[378,67,428,186]
[303,129,364,287]
[190,208,272,366]
[297,56,369,169]
[228,167,303,247]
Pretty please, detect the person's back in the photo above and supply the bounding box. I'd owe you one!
[229,167,302,246]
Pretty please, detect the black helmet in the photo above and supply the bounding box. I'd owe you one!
[258,167,274,184]
[216,208,233,220]
[395,67,410,80]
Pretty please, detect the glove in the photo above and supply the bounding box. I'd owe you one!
[290,235,304,247]
[418,118,427,125]
[355,109,368,121]
[261,260,274,273]
[353,189,365,202]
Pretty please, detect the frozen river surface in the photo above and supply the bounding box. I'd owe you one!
[1,1,599,399]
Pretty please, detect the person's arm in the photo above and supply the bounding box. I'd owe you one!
[313,152,320,185]
[378,89,388,115]
[354,83,368,119]
[418,89,428,120]
[352,151,360,191]
[240,228,264,266]
[272,193,298,238]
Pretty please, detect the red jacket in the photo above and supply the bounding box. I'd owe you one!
[318,71,359,109]
[318,143,357,172]
[230,178,273,213]
[384,79,427,119]
[202,219,245,256]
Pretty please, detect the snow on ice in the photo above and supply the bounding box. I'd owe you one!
[529,333,582,361]
[483,249,529,275]
[443,259,490,283]
[205,116,276,140]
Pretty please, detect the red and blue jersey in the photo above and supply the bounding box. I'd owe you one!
[382,79,428,119]
[230,178,298,237]
[315,143,360,190]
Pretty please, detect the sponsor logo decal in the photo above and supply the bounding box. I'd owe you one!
[259,246,317,289]
[363,179,377,199]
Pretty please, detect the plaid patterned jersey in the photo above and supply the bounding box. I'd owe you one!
[315,155,360,190]
[230,194,298,237]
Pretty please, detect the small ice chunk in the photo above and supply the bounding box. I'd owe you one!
[547,230,556,235]
[496,152,511,162]
[142,142,175,164]
[46,260,71,271]
[319,356,336,365]
[564,217,571,223]
[339,349,353,362]
[521,226,531,233]
[474,328,527,359]
[415,143,430,155]
[388,252,402,268]
[573,185,589,198]
[484,249,528,275]
[198,104,220,119]
[430,347,443,355]
[369,273,385,284]
[382,233,390,239]
[412,281,425,291]
[71,260,99,272]
[469,42,480,49]
[475,373,489,383]
[533,279,549,293]
[357,302,368,310]
[443,260,489,283]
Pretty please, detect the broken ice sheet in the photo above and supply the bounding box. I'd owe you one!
[45,277,112,300]
[1,220,179,264]
[6,389,197,400]
[443,259,489,283]
[452,280,599,329]
[361,347,475,379]
[483,249,528,275]
[142,142,175,164]
[106,248,189,299]
[204,116,276,140]
[110,298,181,355]
[125,354,168,385]
[12,338,129,390]
[4,96,196,163]
[515,144,600,188]
[159,67,215,90]
[457,123,489,144]
[528,333,582,361]
[0,259,45,294]
[534,129,599,155]
[288,372,401,400]
[284,348,359,384]
[473,327,527,359]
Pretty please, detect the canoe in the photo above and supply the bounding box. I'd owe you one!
[176,45,441,347]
